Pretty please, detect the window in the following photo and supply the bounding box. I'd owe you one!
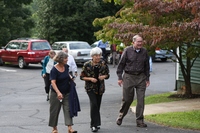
[20,42,28,50]
[6,42,20,49]
[51,43,68,50]
[69,43,91,50]
[31,42,51,50]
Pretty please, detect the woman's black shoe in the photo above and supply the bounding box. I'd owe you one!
[91,127,98,132]
[46,94,49,101]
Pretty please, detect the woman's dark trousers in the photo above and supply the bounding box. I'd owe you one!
[87,91,102,128]
[44,73,51,94]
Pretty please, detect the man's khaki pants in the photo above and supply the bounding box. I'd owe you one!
[118,73,146,124]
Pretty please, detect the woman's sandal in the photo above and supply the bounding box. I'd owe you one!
[68,129,77,133]
[52,129,58,133]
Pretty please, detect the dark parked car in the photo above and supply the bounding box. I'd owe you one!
[152,48,174,62]
[0,38,51,68]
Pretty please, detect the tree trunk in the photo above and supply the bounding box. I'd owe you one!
[178,46,193,97]
[184,73,192,97]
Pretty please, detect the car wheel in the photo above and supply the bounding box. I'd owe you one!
[0,58,4,66]
[18,57,27,69]
[161,58,167,62]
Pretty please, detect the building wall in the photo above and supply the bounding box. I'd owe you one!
[176,46,200,94]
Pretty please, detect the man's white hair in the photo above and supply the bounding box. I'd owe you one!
[90,47,102,57]
[132,35,142,42]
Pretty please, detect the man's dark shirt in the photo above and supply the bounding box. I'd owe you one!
[116,46,150,81]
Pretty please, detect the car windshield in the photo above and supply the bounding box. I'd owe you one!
[31,42,51,50]
[91,43,97,48]
[51,43,67,50]
[69,42,91,50]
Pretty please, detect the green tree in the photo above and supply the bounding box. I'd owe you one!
[35,0,121,44]
[93,0,200,97]
[0,0,34,47]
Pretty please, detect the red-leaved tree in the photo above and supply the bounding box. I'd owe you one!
[93,0,200,97]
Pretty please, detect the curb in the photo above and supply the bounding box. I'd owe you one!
[131,98,200,115]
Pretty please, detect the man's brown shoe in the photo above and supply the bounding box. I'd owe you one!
[137,123,147,128]
[116,118,123,126]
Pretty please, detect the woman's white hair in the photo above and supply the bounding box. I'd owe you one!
[90,47,102,57]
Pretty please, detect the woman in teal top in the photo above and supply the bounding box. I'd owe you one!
[41,50,56,101]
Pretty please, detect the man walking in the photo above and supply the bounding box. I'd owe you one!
[111,44,117,68]
[62,48,78,77]
[116,35,150,127]
[97,40,108,61]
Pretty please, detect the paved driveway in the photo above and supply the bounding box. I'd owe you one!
[0,61,199,133]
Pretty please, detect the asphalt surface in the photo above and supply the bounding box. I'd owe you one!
[0,61,200,133]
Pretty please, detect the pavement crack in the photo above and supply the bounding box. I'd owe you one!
[29,109,45,122]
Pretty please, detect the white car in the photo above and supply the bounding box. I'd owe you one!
[51,41,92,64]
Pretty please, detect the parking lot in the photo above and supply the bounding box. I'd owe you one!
[1,61,198,133]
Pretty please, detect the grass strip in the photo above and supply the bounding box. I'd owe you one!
[145,110,200,130]
[131,92,200,130]
[131,92,184,106]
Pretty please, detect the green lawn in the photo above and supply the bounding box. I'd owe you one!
[131,92,186,106]
[131,92,200,130]
[145,111,200,130]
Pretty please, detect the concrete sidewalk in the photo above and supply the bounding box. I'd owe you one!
[131,98,200,115]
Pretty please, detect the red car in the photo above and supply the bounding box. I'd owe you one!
[0,38,51,68]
